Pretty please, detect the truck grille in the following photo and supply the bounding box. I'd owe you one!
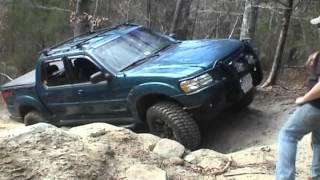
[220,48,252,75]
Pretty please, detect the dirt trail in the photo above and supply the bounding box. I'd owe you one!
[0,105,24,131]
[202,87,298,153]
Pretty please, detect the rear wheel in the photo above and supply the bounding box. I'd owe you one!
[24,111,46,125]
[146,102,201,150]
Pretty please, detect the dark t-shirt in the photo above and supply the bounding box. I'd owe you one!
[308,53,320,108]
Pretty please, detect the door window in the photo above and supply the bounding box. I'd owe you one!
[69,58,100,84]
[43,60,70,87]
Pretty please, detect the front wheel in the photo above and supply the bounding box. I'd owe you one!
[24,111,46,126]
[146,102,201,150]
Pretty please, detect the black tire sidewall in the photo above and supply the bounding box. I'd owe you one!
[147,108,181,140]
[24,111,45,126]
[146,102,201,149]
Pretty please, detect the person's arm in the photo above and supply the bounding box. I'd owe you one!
[306,51,320,67]
[296,80,320,105]
[296,51,320,105]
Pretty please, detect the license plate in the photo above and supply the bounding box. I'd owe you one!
[240,74,253,93]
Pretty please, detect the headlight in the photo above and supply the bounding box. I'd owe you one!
[180,73,213,93]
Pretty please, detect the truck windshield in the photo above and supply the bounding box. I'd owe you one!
[94,28,172,71]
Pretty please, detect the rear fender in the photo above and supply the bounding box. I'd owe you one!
[15,95,51,118]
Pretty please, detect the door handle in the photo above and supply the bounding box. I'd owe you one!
[77,89,84,95]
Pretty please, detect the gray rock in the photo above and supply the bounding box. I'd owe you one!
[126,164,167,180]
[153,139,185,158]
[68,123,123,138]
[0,123,111,180]
[0,122,278,180]
[138,133,161,151]
[163,157,184,166]
[184,149,228,169]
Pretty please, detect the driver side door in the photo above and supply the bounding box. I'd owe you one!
[37,58,83,120]
[66,55,131,123]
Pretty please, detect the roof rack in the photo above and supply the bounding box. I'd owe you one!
[41,23,139,56]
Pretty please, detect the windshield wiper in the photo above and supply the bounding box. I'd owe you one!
[120,43,173,72]
[154,43,172,54]
[121,53,160,72]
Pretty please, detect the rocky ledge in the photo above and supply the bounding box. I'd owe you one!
[0,123,278,180]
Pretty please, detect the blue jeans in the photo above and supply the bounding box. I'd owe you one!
[277,104,320,180]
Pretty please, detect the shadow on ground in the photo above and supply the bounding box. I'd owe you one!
[200,107,270,153]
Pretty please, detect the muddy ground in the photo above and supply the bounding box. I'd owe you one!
[0,83,315,178]
[202,86,300,153]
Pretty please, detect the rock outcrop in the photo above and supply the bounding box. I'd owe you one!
[0,123,110,180]
[0,123,280,179]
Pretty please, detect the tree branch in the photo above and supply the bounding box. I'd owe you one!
[0,73,13,81]
[293,0,303,9]
[229,15,242,39]
[30,5,71,12]
[276,0,288,7]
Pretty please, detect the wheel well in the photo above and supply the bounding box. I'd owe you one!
[19,106,36,118]
[136,94,182,122]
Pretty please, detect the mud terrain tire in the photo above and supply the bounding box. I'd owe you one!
[24,111,46,125]
[146,102,201,150]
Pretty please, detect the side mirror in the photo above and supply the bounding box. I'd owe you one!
[90,71,111,84]
[169,33,177,39]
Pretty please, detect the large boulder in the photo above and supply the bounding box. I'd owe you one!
[184,149,229,169]
[153,139,185,158]
[0,122,286,179]
[0,123,111,180]
[69,123,145,156]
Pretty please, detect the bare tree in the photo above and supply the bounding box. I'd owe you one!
[170,0,182,34]
[240,0,259,43]
[262,0,294,87]
[73,0,90,37]
[146,0,151,27]
[170,0,193,39]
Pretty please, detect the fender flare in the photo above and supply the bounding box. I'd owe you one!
[15,96,51,118]
[127,82,182,121]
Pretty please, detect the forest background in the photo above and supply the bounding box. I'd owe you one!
[0,0,319,86]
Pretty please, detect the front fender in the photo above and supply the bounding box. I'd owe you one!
[127,82,183,120]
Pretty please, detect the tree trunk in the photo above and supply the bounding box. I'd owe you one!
[73,0,90,37]
[170,0,182,34]
[191,0,200,38]
[240,0,259,43]
[147,0,151,27]
[170,0,193,40]
[262,0,293,87]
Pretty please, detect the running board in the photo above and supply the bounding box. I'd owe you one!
[59,117,136,126]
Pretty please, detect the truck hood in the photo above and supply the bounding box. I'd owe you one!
[126,39,242,78]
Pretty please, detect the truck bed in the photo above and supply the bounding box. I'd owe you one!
[1,70,35,89]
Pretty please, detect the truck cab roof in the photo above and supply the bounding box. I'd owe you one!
[40,23,141,59]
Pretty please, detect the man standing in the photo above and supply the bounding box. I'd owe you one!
[276,16,320,180]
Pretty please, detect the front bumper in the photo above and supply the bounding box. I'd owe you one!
[174,79,235,121]
[173,51,262,121]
